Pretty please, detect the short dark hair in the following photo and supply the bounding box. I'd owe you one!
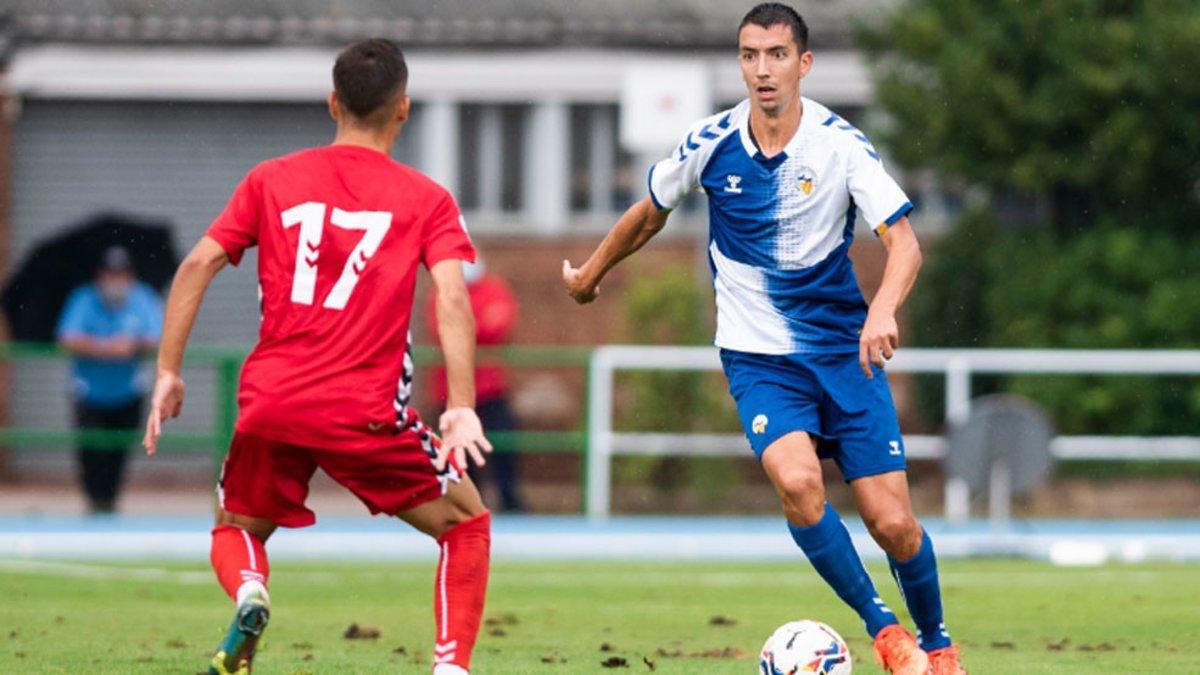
[332,38,408,122]
[739,3,809,51]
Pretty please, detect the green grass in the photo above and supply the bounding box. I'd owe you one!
[1,559,1197,673]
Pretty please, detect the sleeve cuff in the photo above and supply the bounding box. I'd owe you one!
[205,229,244,266]
[424,245,477,270]
[874,201,914,235]
[647,165,668,211]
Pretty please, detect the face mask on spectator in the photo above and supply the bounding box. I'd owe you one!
[100,278,132,305]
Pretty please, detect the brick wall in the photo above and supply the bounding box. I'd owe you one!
[409,232,917,489]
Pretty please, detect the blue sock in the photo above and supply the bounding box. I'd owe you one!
[788,503,897,637]
[888,529,951,651]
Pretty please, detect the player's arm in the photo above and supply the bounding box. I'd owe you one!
[430,259,493,469]
[56,291,139,360]
[564,113,710,302]
[59,335,139,360]
[860,217,922,378]
[562,196,671,304]
[142,236,230,455]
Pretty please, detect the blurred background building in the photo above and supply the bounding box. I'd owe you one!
[0,0,1197,523]
[0,0,914,510]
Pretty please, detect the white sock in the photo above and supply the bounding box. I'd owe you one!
[432,664,468,675]
[235,579,269,607]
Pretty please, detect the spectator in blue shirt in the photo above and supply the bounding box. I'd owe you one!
[56,246,163,514]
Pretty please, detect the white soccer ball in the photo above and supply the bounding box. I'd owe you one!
[759,620,852,675]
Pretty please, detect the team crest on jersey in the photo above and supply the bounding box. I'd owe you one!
[796,166,816,196]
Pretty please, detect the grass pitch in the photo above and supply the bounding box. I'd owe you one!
[1,558,1197,673]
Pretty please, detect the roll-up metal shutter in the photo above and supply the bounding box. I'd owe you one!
[8,99,418,457]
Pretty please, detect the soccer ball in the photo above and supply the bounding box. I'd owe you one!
[759,620,852,675]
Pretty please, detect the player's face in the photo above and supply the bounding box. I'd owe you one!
[738,24,812,115]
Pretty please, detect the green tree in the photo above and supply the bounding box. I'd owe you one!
[859,0,1200,435]
[860,0,1200,229]
[613,264,743,507]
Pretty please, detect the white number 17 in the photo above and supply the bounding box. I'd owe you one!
[280,201,391,310]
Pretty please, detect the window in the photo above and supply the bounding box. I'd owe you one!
[457,103,526,213]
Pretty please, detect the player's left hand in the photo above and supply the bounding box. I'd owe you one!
[143,369,186,456]
[437,407,493,470]
[562,260,600,304]
[859,306,900,379]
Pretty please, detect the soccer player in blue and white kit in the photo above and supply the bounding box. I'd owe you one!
[564,4,965,674]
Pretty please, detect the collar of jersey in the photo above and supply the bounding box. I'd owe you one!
[737,96,816,169]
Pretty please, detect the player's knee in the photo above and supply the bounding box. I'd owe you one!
[214,508,276,542]
[775,470,825,526]
[426,502,488,540]
[865,512,920,557]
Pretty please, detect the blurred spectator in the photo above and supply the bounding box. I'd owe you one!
[428,258,524,512]
[56,246,163,514]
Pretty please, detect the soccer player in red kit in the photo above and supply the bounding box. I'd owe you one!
[142,39,491,675]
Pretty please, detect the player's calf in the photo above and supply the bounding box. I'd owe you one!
[208,524,273,673]
[787,503,898,638]
[394,466,492,672]
[432,511,491,673]
[211,524,271,602]
[889,529,954,653]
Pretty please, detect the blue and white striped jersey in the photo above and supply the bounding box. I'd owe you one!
[649,98,912,355]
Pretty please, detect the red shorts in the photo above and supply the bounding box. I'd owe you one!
[217,430,459,528]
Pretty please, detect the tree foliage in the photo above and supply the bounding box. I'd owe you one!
[613,264,743,503]
[860,0,1200,228]
[910,209,1200,433]
[859,1,1200,434]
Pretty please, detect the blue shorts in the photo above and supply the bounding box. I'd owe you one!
[720,348,907,481]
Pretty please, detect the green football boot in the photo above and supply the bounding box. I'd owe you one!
[208,588,270,674]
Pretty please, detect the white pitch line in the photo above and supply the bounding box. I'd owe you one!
[0,558,213,583]
[0,559,349,585]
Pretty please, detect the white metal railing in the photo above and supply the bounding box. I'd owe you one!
[585,346,1200,520]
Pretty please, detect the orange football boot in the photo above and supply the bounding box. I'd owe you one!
[873,625,930,675]
[927,645,966,675]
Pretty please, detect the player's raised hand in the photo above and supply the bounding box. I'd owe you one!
[143,370,186,456]
[437,406,493,470]
[859,306,900,379]
[562,259,599,304]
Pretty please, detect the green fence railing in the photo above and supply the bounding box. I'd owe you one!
[0,343,593,501]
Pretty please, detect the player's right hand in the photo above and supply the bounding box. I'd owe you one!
[859,305,900,379]
[143,370,186,456]
[562,259,599,304]
[437,407,493,470]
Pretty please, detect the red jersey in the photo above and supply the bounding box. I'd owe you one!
[427,273,518,405]
[207,144,475,449]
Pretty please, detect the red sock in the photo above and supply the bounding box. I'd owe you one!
[433,511,491,670]
[211,525,270,601]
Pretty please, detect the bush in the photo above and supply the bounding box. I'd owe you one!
[612,263,743,502]
[911,210,1200,434]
